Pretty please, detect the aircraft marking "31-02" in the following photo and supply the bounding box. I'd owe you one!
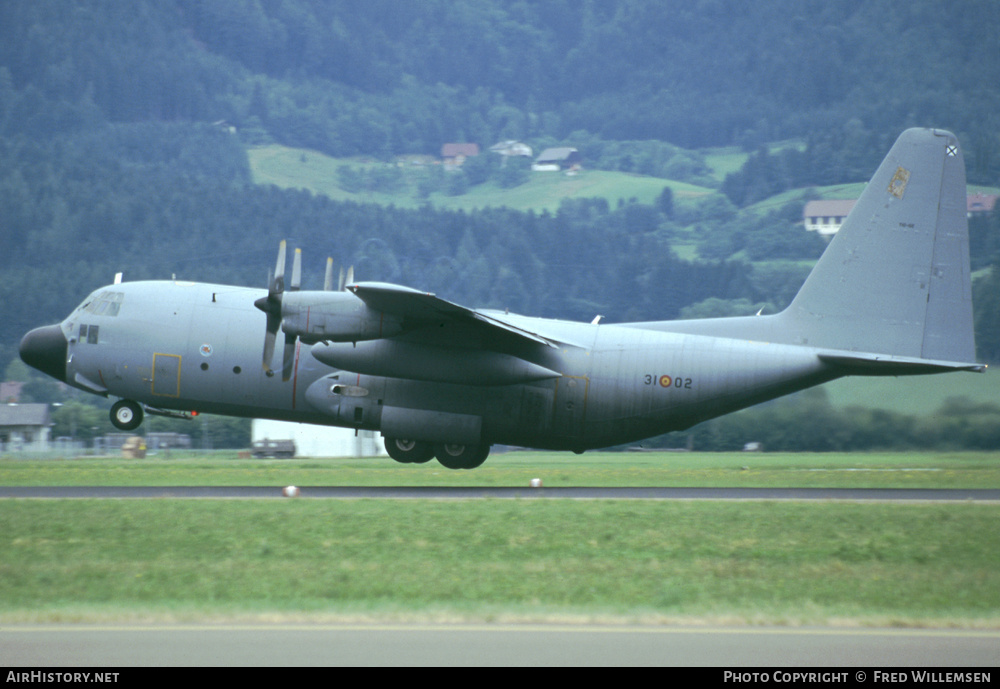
[644,375,693,389]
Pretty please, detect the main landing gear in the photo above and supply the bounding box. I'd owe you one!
[384,437,490,470]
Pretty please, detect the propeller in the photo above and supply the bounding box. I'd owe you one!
[324,257,335,291]
[339,265,354,291]
[255,242,355,380]
[278,248,302,380]
[324,257,355,292]
[254,241,292,379]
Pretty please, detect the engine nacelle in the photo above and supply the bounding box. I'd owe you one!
[280,291,404,343]
[311,339,560,386]
[304,372,483,445]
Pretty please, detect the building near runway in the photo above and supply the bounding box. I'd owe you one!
[251,419,386,458]
[0,403,52,452]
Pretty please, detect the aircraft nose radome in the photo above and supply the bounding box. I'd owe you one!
[19,325,68,383]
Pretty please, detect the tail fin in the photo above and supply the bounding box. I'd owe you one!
[782,128,980,369]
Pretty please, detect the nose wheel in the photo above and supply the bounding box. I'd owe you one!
[110,400,144,431]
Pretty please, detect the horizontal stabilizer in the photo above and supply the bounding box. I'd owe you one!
[817,351,986,376]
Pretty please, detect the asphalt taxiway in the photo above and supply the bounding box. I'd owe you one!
[4,622,999,666]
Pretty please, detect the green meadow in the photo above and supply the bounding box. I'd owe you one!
[1,452,998,626]
[248,144,713,213]
[822,370,999,417]
[2,451,999,489]
[2,498,996,626]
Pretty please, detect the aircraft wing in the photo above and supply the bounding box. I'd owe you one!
[348,282,562,348]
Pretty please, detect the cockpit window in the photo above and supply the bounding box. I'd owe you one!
[81,291,124,317]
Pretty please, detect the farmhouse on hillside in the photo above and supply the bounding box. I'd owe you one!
[967,193,997,218]
[489,140,533,159]
[441,143,480,167]
[803,199,857,237]
[807,193,997,237]
[532,147,582,172]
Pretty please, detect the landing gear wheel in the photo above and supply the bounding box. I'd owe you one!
[384,438,435,464]
[434,443,490,470]
[110,400,144,431]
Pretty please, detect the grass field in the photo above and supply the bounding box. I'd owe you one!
[248,145,714,213]
[250,144,1000,218]
[2,498,996,626]
[1,452,998,626]
[821,370,999,416]
[3,451,1000,489]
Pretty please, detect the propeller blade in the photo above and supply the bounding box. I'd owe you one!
[338,266,345,292]
[257,241,288,376]
[324,258,335,291]
[281,331,296,381]
[261,315,278,375]
[271,240,287,295]
[345,266,354,288]
[290,248,302,291]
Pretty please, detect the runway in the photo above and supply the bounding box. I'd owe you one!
[1,485,998,500]
[4,622,999,666]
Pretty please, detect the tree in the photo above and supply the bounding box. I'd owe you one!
[655,186,674,218]
[445,170,469,196]
[496,155,531,188]
[973,264,1000,363]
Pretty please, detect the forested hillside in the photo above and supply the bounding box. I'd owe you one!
[4,0,999,164]
[1,0,998,373]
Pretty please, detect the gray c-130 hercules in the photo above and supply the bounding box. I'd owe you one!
[19,129,986,468]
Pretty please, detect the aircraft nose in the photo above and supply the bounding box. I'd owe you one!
[19,324,68,383]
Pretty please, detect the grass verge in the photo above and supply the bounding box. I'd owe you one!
[2,499,997,627]
[2,451,999,489]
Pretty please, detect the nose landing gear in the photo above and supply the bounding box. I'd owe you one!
[110,399,144,431]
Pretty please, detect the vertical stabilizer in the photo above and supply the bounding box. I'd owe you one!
[782,128,977,365]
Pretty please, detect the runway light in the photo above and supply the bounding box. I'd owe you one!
[282,485,300,497]
[529,478,542,488]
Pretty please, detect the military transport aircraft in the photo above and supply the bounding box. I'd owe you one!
[20,128,985,469]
